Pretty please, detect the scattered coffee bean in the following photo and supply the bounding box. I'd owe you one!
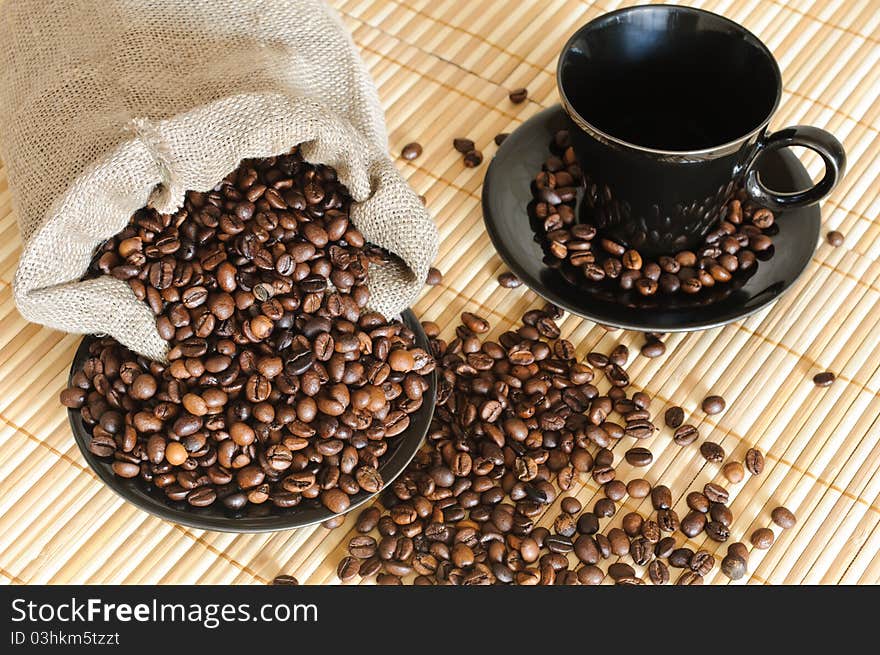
[494,133,509,146]
[453,137,475,153]
[771,506,797,529]
[463,150,483,167]
[826,230,844,247]
[426,266,443,285]
[508,87,528,103]
[401,142,422,160]
[722,461,745,484]
[745,448,765,475]
[625,447,653,467]
[702,395,726,415]
[700,441,725,463]
[721,554,747,580]
[750,527,775,549]
[664,406,684,428]
[272,575,299,585]
[641,340,666,358]
[498,271,522,288]
[813,371,835,387]
[673,424,699,446]
[648,560,670,585]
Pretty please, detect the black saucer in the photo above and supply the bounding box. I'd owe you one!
[483,105,821,332]
[67,310,435,533]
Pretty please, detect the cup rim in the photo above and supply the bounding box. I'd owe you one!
[556,4,783,156]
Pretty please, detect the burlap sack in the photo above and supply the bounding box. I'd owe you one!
[0,0,438,361]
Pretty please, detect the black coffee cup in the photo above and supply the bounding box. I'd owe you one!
[557,4,846,257]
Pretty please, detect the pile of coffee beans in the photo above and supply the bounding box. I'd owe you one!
[329,308,782,584]
[452,137,484,168]
[61,150,434,513]
[530,130,777,297]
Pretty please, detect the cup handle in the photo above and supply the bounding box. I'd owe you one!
[744,126,846,211]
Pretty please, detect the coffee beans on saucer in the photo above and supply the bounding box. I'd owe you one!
[63,149,435,514]
[529,129,778,297]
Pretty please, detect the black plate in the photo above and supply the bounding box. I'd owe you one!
[68,310,436,533]
[483,105,821,331]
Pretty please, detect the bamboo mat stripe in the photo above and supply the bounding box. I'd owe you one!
[1,0,879,586]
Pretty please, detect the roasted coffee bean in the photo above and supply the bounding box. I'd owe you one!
[668,548,694,568]
[337,556,360,582]
[401,142,422,160]
[453,137,476,153]
[627,478,651,499]
[680,511,706,538]
[705,521,730,542]
[689,550,715,576]
[722,461,745,484]
[495,133,510,146]
[710,503,733,528]
[721,554,747,580]
[673,424,699,446]
[648,560,669,585]
[745,448,765,475]
[463,150,483,167]
[750,527,775,549]
[771,506,797,529]
[498,271,522,288]
[687,492,710,513]
[426,267,443,285]
[813,371,835,387]
[625,447,653,467]
[700,441,725,463]
[664,406,684,428]
[641,340,665,358]
[651,485,672,510]
[272,575,299,585]
[702,395,726,415]
[826,230,844,247]
[508,87,528,103]
[703,483,729,504]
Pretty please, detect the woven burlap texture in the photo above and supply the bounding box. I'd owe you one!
[0,0,438,361]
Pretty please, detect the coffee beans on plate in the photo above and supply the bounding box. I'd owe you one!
[64,150,435,515]
[530,130,778,298]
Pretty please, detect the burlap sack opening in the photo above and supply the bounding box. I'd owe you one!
[0,0,438,362]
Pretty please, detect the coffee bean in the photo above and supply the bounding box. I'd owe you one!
[681,511,706,538]
[705,521,730,542]
[745,448,765,475]
[700,441,725,463]
[771,506,797,529]
[560,496,581,514]
[702,395,726,415]
[498,271,522,288]
[673,424,698,446]
[463,150,483,167]
[750,527,775,549]
[508,87,528,103]
[641,340,665,358]
[625,447,653,467]
[722,461,745,484]
[668,548,694,568]
[826,230,844,247]
[453,137,475,153]
[676,571,703,585]
[686,492,710,513]
[664,406,684,428]
[648,560,669,585]
[710,503,733,527]
[494,133,509,146]
[721,554,747,580]
[272,575,299,585]
[401,142,422,160]
[813,371,835,387]
[426,267,443,285]
[627,478,651,499]
[337,556,360,582]
[651,485,672,510]
[728,542,749,563]
[703,483,729,504]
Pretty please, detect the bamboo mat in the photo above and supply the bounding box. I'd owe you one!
[1,0,879,585]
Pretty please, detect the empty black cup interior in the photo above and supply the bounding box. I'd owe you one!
[559,7,780,151]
